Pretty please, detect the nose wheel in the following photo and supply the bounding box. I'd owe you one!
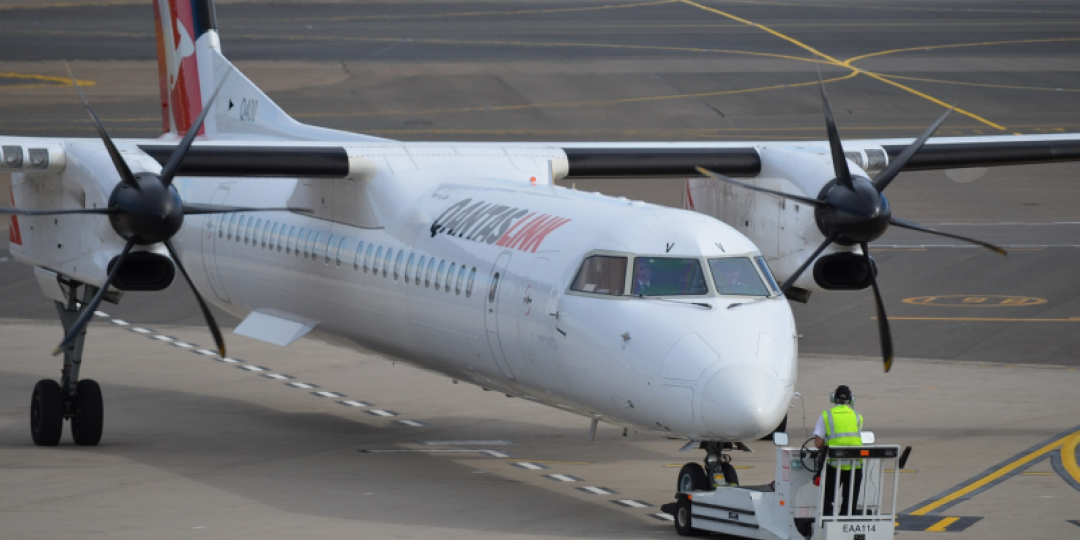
[30,282,109,446]
[678,441,741,492]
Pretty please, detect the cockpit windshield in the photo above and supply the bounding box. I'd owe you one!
[708,257,771,296]
[632,257,708,296]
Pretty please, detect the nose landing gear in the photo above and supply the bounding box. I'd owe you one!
[677,441,741,493]
[30,282,108,446]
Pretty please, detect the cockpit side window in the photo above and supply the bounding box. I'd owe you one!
[709,257,771,296]
[632,257,708,296]
[754,256,781,296]
[570,255,627,296]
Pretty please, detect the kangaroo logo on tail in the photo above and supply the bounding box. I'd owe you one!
[154,0,211,136]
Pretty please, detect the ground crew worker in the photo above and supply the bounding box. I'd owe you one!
[814,385,864,515]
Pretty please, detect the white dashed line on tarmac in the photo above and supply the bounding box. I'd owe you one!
[652,513,675,521]
[151,335,175,341]
[215,357,242,363]
[395,420,425,427]
[287,382,319,389]
[544,474,581,482]
[365,409,399,417]
[238,365,270,372]
[511,462,550,470]
[312,391,345,398]
[612,500,653,508]
[262,373,293,380]
[111,319,130,326]
[338,400,372,407]
[129,327,153,334]
[578,486,617,495]
[93,311,109,317]
[171,342,195,348]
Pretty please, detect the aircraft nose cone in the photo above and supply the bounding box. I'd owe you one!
[700,364,786,440]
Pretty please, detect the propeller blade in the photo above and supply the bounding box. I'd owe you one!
[779,233,838,294]
[164,238,226,358]
[817,70,853,189]
[64,62,137,187]
[889,217,1007,255]
[0,207,117,216]
[695,167,827,207]
[872,106,954,193]
[159,71,232,187]
[182,203,312,215]
[861,242,894,373]
[52,239,136,356]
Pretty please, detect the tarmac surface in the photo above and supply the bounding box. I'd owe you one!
[1,0,1079,538]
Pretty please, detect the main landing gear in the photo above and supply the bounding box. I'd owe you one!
[677,441,742,493]
[30,283,109,446]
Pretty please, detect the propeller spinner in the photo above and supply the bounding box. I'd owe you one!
[696,78,1006,373]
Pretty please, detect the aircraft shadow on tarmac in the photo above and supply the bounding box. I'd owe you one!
[0,370,680,535]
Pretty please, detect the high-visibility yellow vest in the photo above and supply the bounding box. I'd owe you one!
[822,404,863,470]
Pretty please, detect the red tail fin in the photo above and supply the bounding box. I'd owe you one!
[154,0,215,136]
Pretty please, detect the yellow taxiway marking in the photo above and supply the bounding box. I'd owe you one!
[252,0,678,24]
[877,317,1080,322]
[910,429,1080,515]
[677,0,1007,131]
[873,74,1080,94]
[710,0,1080,17]
[0,72,94,90]
[1062,432,1080,486]
[505,460,591,465]
[903,295,1047,307]
[843,37,1080,66]
[926,517,960,532]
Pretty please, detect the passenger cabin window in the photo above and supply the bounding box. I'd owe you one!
[254,218,263,246]
[416,256,426,285]
[466,267,477,297]
[287,226,299,255]
[446,263,456,293]
[393,251,404,280]
[336,237,348,266]
[383,248,394,278]
[227,214,237,241]
[425,258,436,288]
[374,246,384,274]
[364,244,375,272]
[632,257,708,296]
[244,216,253,244]
[405,254,415,282]
[435,261,446,290]
[322,234,334,264]
[354,241,364,270]
[455,265,466,295]
[262,220,272,248]
[306,230,318,259]
[570,255,627,296]
[709,257,771,297]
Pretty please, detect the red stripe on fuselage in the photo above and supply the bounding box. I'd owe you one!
[9,188,21,245]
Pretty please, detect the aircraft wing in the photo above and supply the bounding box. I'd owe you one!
[130,133,1080,179]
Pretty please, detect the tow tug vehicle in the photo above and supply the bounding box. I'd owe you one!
[663,432,912,539]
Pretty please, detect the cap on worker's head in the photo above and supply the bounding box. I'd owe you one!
[834,385,852,403]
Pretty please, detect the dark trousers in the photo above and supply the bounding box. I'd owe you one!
[822,466,863,516]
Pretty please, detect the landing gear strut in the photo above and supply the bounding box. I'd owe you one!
[677,441,741,493]
[30,282,108,446]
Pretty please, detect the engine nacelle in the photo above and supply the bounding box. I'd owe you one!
[812,252,877,291]
[107,251,176,291]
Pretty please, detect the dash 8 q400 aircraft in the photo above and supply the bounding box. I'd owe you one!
[4,0,1080,486]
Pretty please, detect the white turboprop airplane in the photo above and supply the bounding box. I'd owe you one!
[3,0,1077,488]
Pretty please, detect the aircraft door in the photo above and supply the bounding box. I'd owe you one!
[484,252,516,380]
[202,187,231,303]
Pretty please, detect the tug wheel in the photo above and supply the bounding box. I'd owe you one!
[674,497,701,536]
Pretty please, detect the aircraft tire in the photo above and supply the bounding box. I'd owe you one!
[71,379,104,446]
[677,462,709,493]
[30,379,64,446]
[674,497,701,536]
[721,461,739,487]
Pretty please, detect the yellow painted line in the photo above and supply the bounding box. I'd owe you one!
[678,0,843,64]
[294,72,856,119]
[506,460,591,465]
[926,517,960,532]
[710,0,1080,16]
[910,431,1078,515]
[859,71,1006,130]
[1021,472,1054,476]
[0,72,94,89]
[877,317,1080,322]
[844,37,1080,66]
[1062,432,1080,485]
[872,73,1080,94]
[677,0,1005,131]
[249,0,678,23]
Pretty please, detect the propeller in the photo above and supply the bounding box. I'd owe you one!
[696,79,1007,372]
[42,64,302,358]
